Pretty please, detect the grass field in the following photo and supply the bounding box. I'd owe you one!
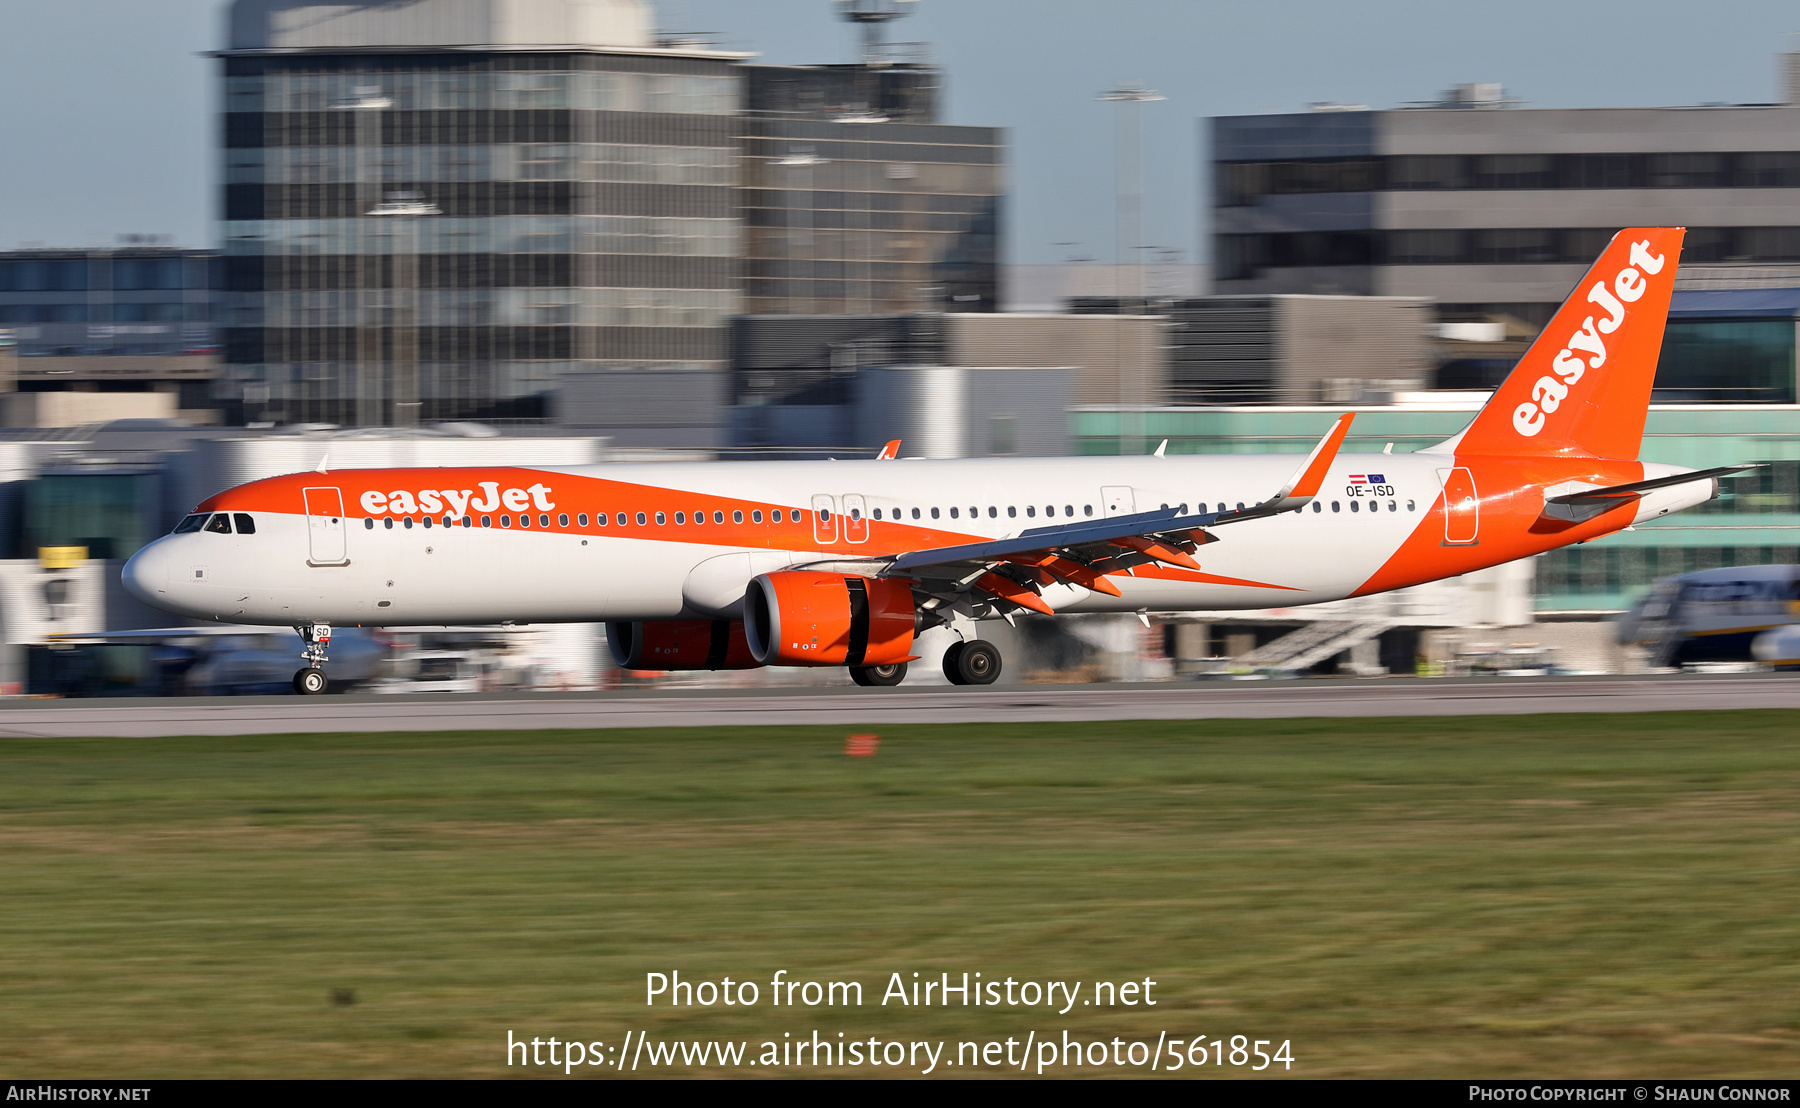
[2,711,1798,1078]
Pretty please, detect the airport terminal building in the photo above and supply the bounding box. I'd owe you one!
[1211,67,1800,341]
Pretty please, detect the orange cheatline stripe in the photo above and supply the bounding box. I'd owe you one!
[1127,563,1303,591]
[198,466,996,559]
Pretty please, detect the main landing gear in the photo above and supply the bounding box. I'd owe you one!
[849,662,909,687]
[942,639,1001,686]
[293,622,331,695]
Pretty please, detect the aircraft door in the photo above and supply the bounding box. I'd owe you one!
[1438,468,1479,545]
[1102,485,1136,515]
[303,487,349,565]
[810,494,839,545]
[842,494,869,543]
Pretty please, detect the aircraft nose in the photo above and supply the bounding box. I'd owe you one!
[122,539,172,606]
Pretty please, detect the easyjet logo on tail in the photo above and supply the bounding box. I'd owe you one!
[1512,239,1666,438]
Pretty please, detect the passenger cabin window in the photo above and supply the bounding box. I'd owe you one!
[733,511,743,523]
[204,513,231,534]
[930,507,939,519]
[232,513,256,534]
[173,514,207,534]
[559,514,569,526]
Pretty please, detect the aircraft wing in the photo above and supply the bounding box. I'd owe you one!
[1541,464,1761,524]
[873,414,1354,615]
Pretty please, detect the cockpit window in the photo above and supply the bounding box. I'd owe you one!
[173,514,207,534]
[204,513,232,535]
[233,513,256,535]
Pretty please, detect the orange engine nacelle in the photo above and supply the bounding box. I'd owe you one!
[606,619,760,671]
[744,571,916,667]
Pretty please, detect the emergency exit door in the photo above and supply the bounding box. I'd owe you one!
[1102,486,1136,515]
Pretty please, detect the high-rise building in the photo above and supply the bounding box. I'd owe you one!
[738,61,1003,315]
[219,0,744,425]
[217,0,1004,428]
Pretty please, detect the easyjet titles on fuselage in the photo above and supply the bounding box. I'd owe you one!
[361,481,557,519]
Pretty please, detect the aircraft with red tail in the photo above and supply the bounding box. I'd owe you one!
[123,227,1749,692]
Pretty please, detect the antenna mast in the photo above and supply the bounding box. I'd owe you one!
[834,0,918,65]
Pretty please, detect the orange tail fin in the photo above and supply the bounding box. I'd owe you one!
[1445,227,1684,460]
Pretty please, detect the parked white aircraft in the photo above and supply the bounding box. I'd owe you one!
[123,228,1750,693]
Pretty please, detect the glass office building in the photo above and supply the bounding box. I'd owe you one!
[218,0,743,424]
[738,64,1002,316]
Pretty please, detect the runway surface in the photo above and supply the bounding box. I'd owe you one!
[0,673,1794,737]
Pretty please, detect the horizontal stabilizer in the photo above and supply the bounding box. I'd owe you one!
[1540,464,1759,524]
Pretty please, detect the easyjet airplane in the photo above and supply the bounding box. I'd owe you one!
[123,227,1748,693]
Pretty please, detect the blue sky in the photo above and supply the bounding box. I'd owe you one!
[1,1,1796,262]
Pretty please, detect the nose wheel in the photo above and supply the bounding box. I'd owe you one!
[942,639,1001,686]
[293,622,333,696]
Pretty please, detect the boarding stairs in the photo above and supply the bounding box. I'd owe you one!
[1236,620,1389,674]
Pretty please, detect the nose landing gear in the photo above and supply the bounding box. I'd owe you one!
[293,622,332,695]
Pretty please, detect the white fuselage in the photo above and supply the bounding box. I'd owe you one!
[123,452,1706,629]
